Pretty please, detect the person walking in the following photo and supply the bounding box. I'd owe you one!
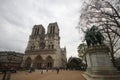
[56,68,59,74]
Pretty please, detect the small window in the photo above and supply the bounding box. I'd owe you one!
[39,42,45,49]
[48,45,51,49]
[31,46,35,50]
[52,45,54,49]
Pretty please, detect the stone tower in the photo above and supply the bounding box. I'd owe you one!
[22,22,67,69]
[25,25,45,52]
[45,22,60,50]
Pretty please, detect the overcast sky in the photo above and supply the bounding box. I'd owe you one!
[0,0,83,59]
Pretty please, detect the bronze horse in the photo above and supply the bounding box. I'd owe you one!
[84,25,104,47]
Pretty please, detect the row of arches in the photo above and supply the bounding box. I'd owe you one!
[24,55,54,69]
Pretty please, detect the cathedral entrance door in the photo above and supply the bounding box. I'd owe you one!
[47,62,52,68]
[33,55,43,69]
[45,56,54,69]
[37,63,42,69]
[24,57,32,69]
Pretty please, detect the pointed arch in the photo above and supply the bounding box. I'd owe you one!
[24,57,32,69]
[50,26,52,34]
[33,55,44,69]
[45,56,54,68]
[53,26,55,34]
[37,28,39,35]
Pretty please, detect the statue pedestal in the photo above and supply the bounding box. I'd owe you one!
[83,45,120,80]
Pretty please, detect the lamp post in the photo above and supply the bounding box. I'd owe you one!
[2,65,7,80]
[2,53,13,80]
[7,54,13,80]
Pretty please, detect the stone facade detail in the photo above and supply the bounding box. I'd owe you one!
[22,22,67,69]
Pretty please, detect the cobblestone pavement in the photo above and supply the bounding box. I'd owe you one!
[0,70,86,80]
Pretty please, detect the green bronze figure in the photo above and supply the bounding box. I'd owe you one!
[83,25,104,47]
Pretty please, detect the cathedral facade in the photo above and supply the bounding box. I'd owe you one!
[22,22,67,69]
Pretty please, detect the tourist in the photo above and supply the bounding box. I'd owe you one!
[41,70,43,74]
[56,68,59,74]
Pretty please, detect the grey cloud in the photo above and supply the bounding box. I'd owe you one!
[0,0,82,58]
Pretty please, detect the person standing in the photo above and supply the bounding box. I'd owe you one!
[56,68,59,74]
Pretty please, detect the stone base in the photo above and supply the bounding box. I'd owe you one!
[83,45,120,80]
[82,72,120,80]
[86,66,117,75]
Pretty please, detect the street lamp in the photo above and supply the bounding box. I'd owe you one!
[2,53,13,80]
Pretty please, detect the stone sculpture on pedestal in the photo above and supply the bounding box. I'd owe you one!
[82,25,120,80]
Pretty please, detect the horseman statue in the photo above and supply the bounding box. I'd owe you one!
[83,25,104,47]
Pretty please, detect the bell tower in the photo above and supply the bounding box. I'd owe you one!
[45,22,60,50]
[25,25,45,53]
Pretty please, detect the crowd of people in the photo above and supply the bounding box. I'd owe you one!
[28,67,69,74]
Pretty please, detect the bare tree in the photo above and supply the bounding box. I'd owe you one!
[78,0,120,66]
[103,24,120,66]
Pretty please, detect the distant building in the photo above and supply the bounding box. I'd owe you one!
[0,51,24,69]
[22,22,67,69]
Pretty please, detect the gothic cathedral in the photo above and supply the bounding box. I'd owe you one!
[22,22,67,69]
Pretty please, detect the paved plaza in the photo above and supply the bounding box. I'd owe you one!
[0,70,86,80]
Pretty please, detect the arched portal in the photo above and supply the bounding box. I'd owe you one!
[24,57,32,69]
[45,56,54,68]
[33,55,44,69]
